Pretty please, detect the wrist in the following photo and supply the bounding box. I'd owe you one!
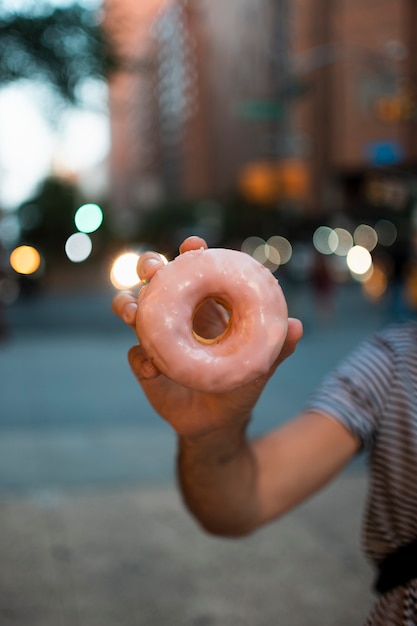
[177,413,259,536]
[178,414,251,461]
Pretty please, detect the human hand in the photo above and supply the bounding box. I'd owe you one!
[112,237,303,438]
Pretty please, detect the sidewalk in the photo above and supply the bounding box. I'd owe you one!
[0,284,386,625]
[0,474,373,626]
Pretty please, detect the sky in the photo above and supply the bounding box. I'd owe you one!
[0,0,109,211]
[0,83,110,210]
[2,0,100,12]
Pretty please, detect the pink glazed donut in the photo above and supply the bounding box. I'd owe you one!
[136,247,288,392]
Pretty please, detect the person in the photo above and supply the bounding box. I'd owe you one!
[311,249,335,323]
[112,235,417,626]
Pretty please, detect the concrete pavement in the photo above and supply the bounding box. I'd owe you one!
[0,476,373,626]
[0,284,389,625]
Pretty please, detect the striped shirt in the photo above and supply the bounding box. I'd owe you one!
[307,321,417,625]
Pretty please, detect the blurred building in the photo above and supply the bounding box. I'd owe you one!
[104,0,417,233]
[294,0,417,219]
[103,0,166,235]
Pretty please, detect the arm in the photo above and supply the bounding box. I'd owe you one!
[177,410,359,537]
[112,236,360,536]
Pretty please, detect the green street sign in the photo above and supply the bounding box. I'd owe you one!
[237,100,285,120]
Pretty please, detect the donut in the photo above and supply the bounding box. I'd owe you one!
[136,247,288,392]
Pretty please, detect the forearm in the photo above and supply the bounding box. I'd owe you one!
[176,411,360,537]
[177,416,261,537]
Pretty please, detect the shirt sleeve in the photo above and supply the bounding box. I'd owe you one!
[306,331,395,450]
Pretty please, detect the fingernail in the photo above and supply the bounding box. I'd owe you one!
[138,257,164,281]
[122,302,137,324]
[142,359,157,377]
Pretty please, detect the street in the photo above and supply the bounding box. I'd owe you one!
[0,283,384,490]
[0,284,387,625]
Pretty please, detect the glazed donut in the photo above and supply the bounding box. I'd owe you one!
[136,247,288,392]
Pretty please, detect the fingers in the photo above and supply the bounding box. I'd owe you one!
[128,345,160,381]
[281,318,303,360]
[271,318,303,372]
[135,237,207,285]
[286,317,304,349]
[179,236,208,254]
[113,237,202,334]
[112,291,138,329]
[137,252,167,282]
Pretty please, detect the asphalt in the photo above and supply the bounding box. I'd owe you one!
[0,282,398,625]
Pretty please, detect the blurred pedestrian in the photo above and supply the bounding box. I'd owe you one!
[310,251,335,323]
[386,230,413,322]
[113,236,417,626]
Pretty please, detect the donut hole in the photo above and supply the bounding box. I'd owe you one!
[192,297,231,344]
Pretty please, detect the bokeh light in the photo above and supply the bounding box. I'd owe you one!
[362,265,388,301]
[313,226,335,255]
[264,244,281,268]
[267,235,292,265]
[375,219,397,247]
[65,233,93,263]
[252,243,268,265]
[332,228,353,256]
[110,252,141,289]
[241,236,266,256]
[241,235,292,272]
[346,245,373,276]
[353,224,378,251]
[9,245,41,275]
[74,203,103,233]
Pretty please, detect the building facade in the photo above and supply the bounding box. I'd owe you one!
[293,0,417,215]
[105,0,417,234]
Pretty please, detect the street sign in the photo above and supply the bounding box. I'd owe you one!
[364,140,405,166]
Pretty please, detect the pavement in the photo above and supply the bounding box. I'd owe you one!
[0,282,394,625]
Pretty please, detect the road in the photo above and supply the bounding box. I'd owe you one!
[0,283,385,491]
[0,284,389,625]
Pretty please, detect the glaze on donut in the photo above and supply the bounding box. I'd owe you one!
[136,247,288,392]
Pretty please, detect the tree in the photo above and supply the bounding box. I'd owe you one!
[18,176,79,259]
[0,2,117,106]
